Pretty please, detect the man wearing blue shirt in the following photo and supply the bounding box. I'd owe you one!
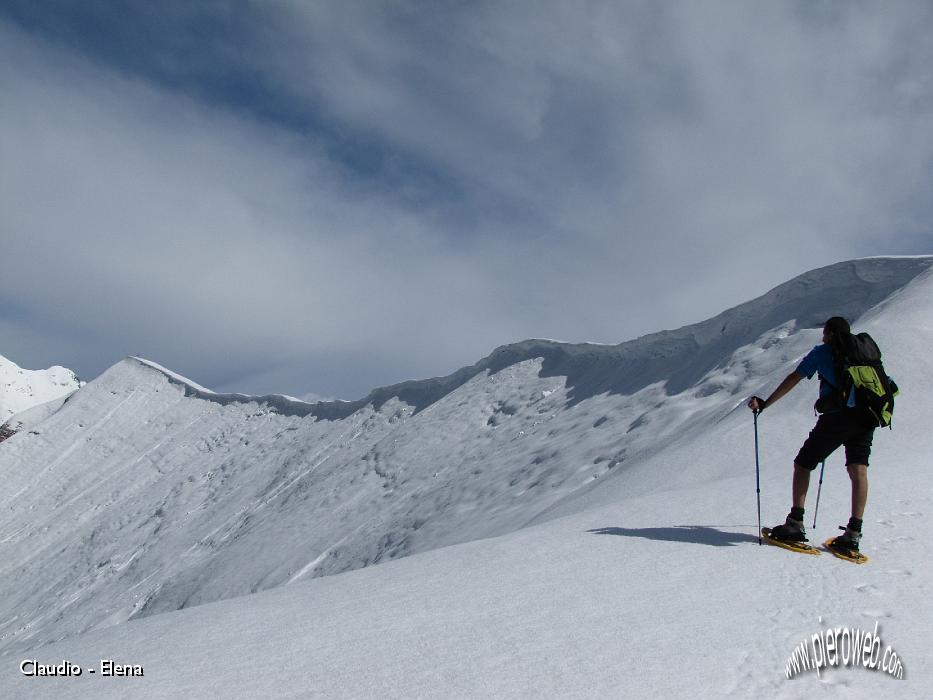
[747,317,873,552]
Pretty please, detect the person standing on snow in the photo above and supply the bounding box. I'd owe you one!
[747,316,873,552]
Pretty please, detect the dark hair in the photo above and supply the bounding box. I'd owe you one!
[823,316,851,337]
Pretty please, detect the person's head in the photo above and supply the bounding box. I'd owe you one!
[822,316,850,344]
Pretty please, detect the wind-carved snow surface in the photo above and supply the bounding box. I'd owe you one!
[1,257,932,699]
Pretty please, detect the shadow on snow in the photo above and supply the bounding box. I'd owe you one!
[588,525,759,547]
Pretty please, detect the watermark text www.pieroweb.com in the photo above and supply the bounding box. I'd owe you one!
[785,620,904,680]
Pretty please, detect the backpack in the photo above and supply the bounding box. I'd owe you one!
[828,332,899,428]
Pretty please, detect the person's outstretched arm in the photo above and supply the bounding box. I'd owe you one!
[748,372,803,413]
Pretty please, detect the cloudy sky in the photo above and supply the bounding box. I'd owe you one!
[2,1,932,400]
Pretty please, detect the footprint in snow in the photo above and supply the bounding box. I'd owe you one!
[860,609,892,619]
[884,535,914,544]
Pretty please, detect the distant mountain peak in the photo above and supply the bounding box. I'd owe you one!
[0,353,80,425]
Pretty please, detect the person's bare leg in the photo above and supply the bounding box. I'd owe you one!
[792,462,810,510]
[847,463,868,520]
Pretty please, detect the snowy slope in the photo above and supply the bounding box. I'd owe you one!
[0,354,80,428]
[0,257,931,698]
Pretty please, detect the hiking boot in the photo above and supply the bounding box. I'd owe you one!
[829,526,862,552]
[769,516,807,543]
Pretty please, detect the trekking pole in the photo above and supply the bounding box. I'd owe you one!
[754,410,762,545]
[812,460,826,529]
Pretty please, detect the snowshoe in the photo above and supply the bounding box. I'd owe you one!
[767,518,807,543]
[824,526,869,564]
[761,527,820,556]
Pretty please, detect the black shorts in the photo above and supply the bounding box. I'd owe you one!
[794,409,876,470]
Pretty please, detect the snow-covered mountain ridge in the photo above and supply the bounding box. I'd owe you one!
[0,256,930,662]
[139,256,931,416]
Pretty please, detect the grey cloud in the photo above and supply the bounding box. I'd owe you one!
[0,21,513,394]
[268,2,933,279]
[2,3,932,398]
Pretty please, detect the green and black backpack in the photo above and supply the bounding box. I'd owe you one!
[827,332,899,428]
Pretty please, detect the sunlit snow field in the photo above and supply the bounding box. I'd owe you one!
[1,257,931,698]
